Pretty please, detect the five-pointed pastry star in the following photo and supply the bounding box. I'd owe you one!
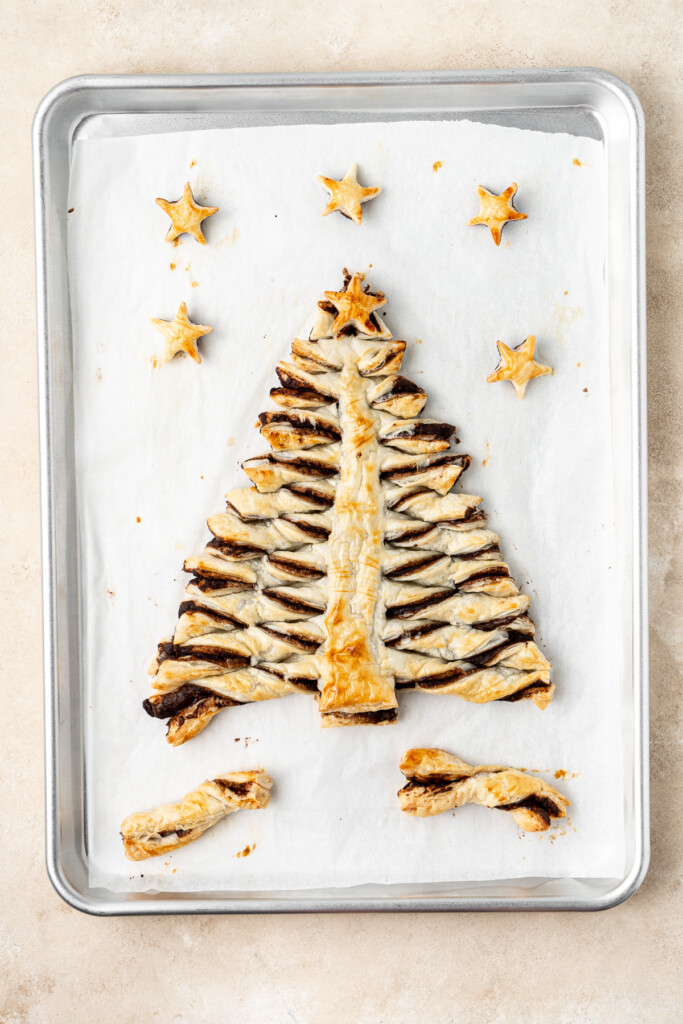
[323,272,387,335]
[486,336,552,399]
[317,163,381,225]
[155,182,219,244]
[468,182,528,246]
[150,303,214,365]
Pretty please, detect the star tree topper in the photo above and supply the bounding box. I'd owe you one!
[323,271,387,335]
[468,182,528,246]
[155,182,218,244]
[486,336,552,399]
[151,303,214,364]
[317,164,381,225]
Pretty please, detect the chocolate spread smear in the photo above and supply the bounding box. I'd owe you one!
[144,684,241,719]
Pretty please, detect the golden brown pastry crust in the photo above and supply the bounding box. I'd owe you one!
[398,749,568,831]
[143,271,553,739]
[468,182,528,246]
[317,164,381,225]
[486,335,552,399]
[150,302,214,365]
[155,181,218,244]
[121,771,272,860]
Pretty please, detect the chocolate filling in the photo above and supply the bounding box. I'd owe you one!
[384,522,435,544]
[156,644,250,669]
[206,537,266,559]
[270,385,336,407]
[498,794,559,825]
[383,553,445,579]
[257,453,339,478]
[380,453,471,483]
[281,515,331,540]
[500,682,552,702]
[266,553,326,580]
[177,600,245,630]
[386,486,432,511]
[264,589,325,615]
[285,483,335,508]
[454,567,511,589]
[213,779,254,798]
[382,622,442,648]
[188,576,254,594]
[323,708,399,725]
[258,411,342,442]
[385,589,453,619]
[382,421,455,443]
[438,509,488,527]
[144,684,241,719]
[257,623,322,652]
[372,375,426,403]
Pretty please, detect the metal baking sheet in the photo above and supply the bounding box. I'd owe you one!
[33,69,648,914]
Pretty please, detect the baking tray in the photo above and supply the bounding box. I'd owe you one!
[34,69,648,914]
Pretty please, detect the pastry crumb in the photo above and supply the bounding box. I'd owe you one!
[236,844,256,858]
[432,161,443,172]
[415,338,423,345]
[583,387,588,393]
[136,516,141,523]
[68,207,75,213]
[573,158,583,166]
[170,262,176,270]
[189,159,196,168]
[554,769,567,779]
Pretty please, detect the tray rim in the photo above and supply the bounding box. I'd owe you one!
[34,66,648,916]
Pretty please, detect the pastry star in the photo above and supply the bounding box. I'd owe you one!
[155,182,218,244]
[323,272,386,335]
[317,164,381,225]
[151,302,214,364]
[468,182,528,246]
[486,336,551,399]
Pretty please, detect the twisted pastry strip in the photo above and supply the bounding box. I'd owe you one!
[398,750,568,831]
[121,771,272,860]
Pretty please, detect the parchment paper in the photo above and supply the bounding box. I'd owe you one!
[67,118,623,892]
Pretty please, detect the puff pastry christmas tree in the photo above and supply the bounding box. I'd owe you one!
[144,271,553,744]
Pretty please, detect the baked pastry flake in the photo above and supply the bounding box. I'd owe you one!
[143,271,552,740]
[121,770,272,860]
[151,302,214,364]
[156,181,218,244]
[317,164,381,225]
[486,335,551,398]
[398,749,569,831]
[468,182,527,246]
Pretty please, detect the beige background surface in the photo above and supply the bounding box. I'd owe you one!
[1,1,680,1021]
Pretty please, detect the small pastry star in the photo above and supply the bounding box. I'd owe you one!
[317,164,381,225]
[150,303,214,364]
[155,182,218,244]
[468,182,528,246]
[323,272,387,335]
[486,336,551,399]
